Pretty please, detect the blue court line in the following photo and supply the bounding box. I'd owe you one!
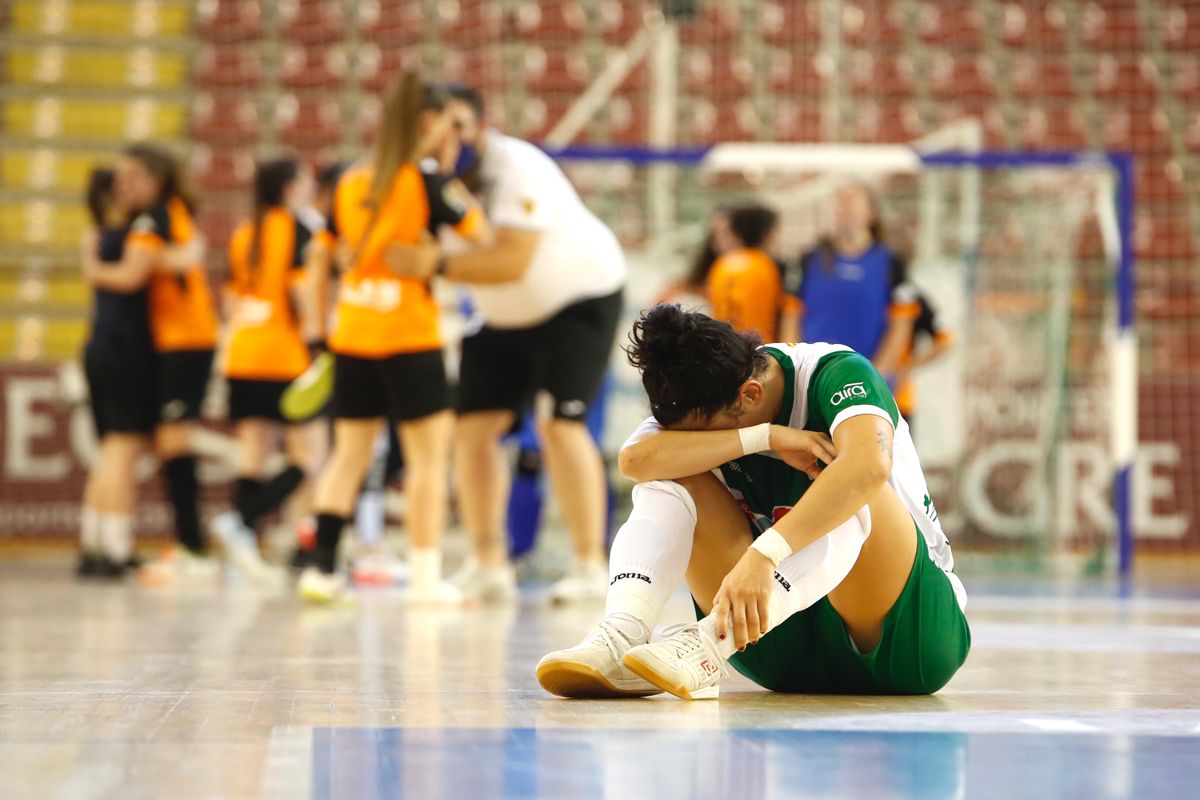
[311,726,1198,800]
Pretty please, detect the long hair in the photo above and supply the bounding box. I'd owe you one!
[818,181,884,270]
[120,142,195,215]
[246,157,300,283]
[367,70,447,210]
[85,168,115,228]
[625,304,771,428]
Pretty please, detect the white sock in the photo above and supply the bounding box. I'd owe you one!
[603,480,697,641]
[701,507,872,659]
[410,546,442,589]
[81,507,101,554]
[98,512,133,563]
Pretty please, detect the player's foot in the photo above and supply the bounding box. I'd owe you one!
[289,517,317,569]
[280,351,334,422]
[405,580,465,606]
[75,551,102,578]
[535,616,661,698]
[622,622,726,700]
[451,558,517,603]
[548,561,607,605]
[297,566,347,605]
[139,547,220,586]
[210,511,285,587]
[350,551,411,586]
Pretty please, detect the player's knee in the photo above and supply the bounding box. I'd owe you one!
[630,479,698,524]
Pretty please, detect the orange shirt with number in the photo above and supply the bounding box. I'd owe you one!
[223,207,314,381]
[327,162,482,359]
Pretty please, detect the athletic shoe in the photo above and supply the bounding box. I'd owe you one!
[451,559,517,603]
[290,517,316,569]
[297,566,348,605]
[350,551,411,586]
[622,622,726,700]
[280,351,334,422]
[76,552,102,578]
[548,561,608,605]
[405,580,465,606]
[535,618,662,698]
[139,547,221,586]
[210,511,285,587]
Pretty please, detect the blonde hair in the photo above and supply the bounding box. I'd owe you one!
[368,70,447,208]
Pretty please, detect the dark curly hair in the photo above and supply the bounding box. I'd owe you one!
[626,304,771,427]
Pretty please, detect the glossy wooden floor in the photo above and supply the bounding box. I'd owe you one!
[1,558,1197,800]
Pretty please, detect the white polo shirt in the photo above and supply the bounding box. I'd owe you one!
[467,130,626,329]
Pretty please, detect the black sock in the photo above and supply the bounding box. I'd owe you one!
[314,512,346,574]
[234,477,264,527]
[236,466,305,530]
[163,456,204,553]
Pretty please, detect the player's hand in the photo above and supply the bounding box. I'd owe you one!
[768,425,837,480]
[712,548,776,651]
[383,231,440,279]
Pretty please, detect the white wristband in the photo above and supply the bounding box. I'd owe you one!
[738,422,772,455]
[750,528,792,567]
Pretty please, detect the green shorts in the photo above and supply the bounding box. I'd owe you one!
[704,526,971,695]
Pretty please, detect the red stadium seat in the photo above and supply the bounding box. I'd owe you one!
[191,92,259,145]
[359,2,423,46]
[1162,4,1200,51]
[280,0,345,45]
[765,1,820,45]
[279,45,345,90]
[190,147,256,193]
[277,97,343,149]
[194,0,264,43]
[1077,2,1143,51]
[193,45,263,90]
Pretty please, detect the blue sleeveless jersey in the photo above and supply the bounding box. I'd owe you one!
[795,243,913,359]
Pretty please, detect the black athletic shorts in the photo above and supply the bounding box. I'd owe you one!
[83,342,157,438]
[331,349,449,422]
[157,349,214,423]
[458,289,623,422]
[227,378,290,423]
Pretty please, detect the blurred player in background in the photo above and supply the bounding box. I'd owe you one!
[82,145,219,583]
[893,292,953,437]
[795,183,919,386]
[209,157,329,584]
[706,204,800,342]
[76,169,157,577]
[654,208,735,306]
[390,82,627,604]
[297,72,489,605]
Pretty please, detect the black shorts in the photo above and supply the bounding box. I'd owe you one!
[227,378,290,423]
[83,343,157,438]
[458,289,623,422]
[331,350,449,422]
[157,349,214,423]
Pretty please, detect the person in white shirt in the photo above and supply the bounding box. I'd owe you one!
[390,83,627,604]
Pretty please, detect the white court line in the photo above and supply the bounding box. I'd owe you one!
[1021,718,1101,733]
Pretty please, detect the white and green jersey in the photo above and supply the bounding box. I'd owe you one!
[630,342,966,609]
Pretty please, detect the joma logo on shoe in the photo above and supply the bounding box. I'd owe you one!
[700,659,719,676]
[610,572,651,586]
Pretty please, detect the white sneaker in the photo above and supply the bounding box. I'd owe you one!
[139,547,221,586]
[211,511,285,587]
[548,561,608,605]
[536,618,662,698]
[622,622,726,700]
[453,559,517,603]
[351,551,411,586]
[406,580,465,606]
[297,566,348,605]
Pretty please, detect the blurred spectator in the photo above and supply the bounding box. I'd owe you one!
[794,183,919,384]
